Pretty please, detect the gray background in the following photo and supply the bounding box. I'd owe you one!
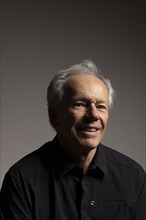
[0,0,145,186]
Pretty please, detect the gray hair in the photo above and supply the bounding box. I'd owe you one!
[47,60,115,110]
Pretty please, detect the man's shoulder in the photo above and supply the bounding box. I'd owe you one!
[1,140,56,201]
[102,144,145,173]
[7,140,55,178]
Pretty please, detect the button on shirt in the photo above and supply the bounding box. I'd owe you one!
[0,137,146,220]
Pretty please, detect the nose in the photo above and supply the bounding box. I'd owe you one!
[86,103,99,120]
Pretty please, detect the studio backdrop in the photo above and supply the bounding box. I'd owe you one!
[0,0,145,186]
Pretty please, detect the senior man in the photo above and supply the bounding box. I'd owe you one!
[0,60,146,219]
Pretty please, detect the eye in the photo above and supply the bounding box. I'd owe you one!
[73,101,87,108]
[96,104,107,110]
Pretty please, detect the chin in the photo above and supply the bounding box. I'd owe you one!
[79,139,100,150]
[76,131,103,148]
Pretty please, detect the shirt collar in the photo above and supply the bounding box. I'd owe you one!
[52,136,77,176]
[51,136,108,176]
[90,143,108,176]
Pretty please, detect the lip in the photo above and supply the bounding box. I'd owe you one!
[80,128,98,132]
[77,126,101,136]
[78,126,101,131]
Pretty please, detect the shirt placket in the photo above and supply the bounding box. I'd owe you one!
[80,176,94,220]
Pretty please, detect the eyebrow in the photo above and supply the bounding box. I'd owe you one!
[72,97,107,105]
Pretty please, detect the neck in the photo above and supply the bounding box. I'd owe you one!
[57,136,97,174]
[77,149,96,174]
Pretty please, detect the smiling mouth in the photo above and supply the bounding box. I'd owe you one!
[82,128,98,132]
[78,127,101,134]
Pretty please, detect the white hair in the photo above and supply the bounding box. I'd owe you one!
[47,60,115,110]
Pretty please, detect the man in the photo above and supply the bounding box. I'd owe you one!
[0,60,146,219]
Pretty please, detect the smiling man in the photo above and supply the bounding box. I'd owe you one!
[53,74,109,174]
[0,60,146,220]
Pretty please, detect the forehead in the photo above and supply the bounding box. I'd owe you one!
[64,74,107,92]
[63,74,108,101]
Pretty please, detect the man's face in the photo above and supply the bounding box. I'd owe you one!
[53,74,109,154]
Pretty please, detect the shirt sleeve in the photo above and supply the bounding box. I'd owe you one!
[132,168,146,220]
[0,168,33,220]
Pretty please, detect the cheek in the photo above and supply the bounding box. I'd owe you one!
[65,111,83,128]
[103,115,109,127]
[58,111,75,128]
[100,114,109,127]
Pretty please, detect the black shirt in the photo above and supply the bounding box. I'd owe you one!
[0,137,146,220]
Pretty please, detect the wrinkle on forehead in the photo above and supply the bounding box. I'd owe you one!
[65,74,106,89]
[64,75,108,92]
[63,74,109,103]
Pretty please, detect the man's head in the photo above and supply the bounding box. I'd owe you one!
[47,60,115,154]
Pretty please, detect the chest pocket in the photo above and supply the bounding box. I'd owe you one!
[88,200,136,220]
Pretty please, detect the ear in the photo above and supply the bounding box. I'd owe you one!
[48,107,60,129]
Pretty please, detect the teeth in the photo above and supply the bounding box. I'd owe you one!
[85,128,97,132]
